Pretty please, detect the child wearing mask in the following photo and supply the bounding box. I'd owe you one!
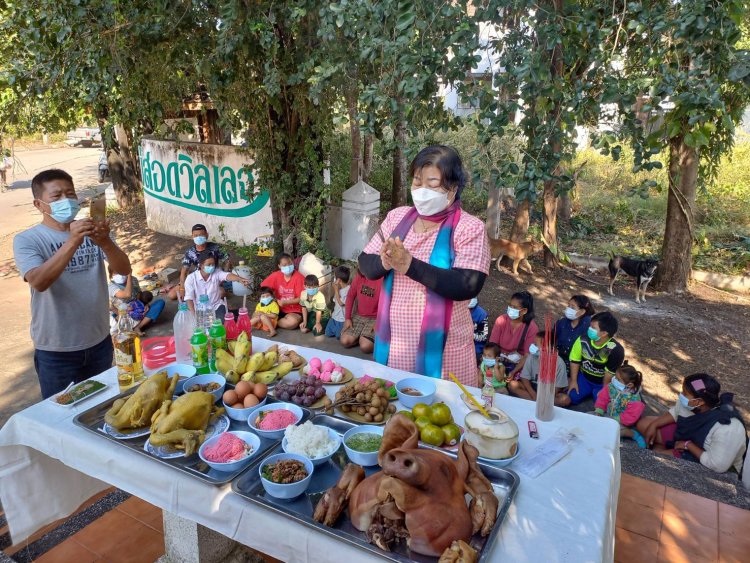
[251,286,280,337]
[594,361,647,447]
[476,343,508,393]
[299,275,329,335]
[185,251,250,319]
[260,253,305,330]
[469,297,489,364]
[508,331,571,407]
[325,265,350,339]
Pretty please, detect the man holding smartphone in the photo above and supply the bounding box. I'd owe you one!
[13,169,131,398]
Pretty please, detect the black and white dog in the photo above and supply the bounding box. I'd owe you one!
[608,254,658,303]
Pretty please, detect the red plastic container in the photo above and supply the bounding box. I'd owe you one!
[141,336,176,372]
[236,307,252,339]
[224,311,239,341]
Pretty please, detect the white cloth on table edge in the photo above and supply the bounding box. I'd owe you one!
[0,337,620,562]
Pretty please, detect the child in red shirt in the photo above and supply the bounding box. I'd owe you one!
[340,270,382,354]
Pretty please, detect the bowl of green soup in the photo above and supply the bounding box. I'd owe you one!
[343,425,384,466]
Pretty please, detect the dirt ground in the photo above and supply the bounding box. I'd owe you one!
[109,204,750,417]
[480,259,750,417]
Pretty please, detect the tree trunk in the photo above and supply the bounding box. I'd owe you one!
[542,177,558,267]
[557,191,571,221]
[486,183,502,239]
[363,134,374,182]
[542,0,563,268]
[345,85,362,184]
[509,199,530,241]
[656,136,697,292]
[97,109,141,208]
[391,99,408,208]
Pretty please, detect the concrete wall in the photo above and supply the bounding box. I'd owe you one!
[139,139,273,245]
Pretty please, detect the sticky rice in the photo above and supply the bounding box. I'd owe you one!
[284,421,338,459]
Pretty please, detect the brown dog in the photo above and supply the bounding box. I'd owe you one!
[489,237,545,274]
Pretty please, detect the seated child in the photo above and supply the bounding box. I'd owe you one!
[508,331,571,407]
[128,290,164,336]
[469,297,489,365]
[477,343,508,394]
[299,275,329,336]
[325,265,350,339]
[251,286,280,337]
[595,361,647,447]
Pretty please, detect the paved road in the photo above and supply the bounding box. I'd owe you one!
[0,147,103,425]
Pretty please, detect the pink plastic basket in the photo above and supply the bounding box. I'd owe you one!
[141,336,175,371]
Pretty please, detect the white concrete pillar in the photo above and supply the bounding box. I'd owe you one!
[159,511,237,563]
[340,180,380,261]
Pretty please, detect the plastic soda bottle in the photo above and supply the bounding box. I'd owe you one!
[224,310,239,341]
[208,319,227,372]
[173,302,196,364]
[197,294,215,334]
[481,373,495,411]
[236,306,252,339]
[190,328,209,374]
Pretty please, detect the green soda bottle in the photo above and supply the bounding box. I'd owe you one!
[208,318,227,372]
[190,328,209,374]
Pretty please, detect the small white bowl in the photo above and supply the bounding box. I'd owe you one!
[247,403,304,440]
[282,426,341,466]
[343,425,384,466]
[396,377,437,408]
[161,363,197,394]
[182,373,226,402]
[198,431,261,472]
[259,453,314,499]
[223,396,267,422]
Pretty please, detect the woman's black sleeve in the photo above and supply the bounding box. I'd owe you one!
[405,258,486,301]
[357,252,388,280]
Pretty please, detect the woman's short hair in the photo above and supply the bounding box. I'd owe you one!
[277,252,294,266]
[197,249,216,265]
[410,145,467,196]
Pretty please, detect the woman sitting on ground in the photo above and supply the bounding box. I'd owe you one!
[184,250,250,320]
[637,373,747,474]
[555,294,594,374]
[488,290,538,380]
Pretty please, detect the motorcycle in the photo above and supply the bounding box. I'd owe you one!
[98,151,110,183]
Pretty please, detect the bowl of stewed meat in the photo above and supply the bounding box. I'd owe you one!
[259,453,314,499]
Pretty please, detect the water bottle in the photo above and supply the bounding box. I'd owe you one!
[190,328,209,374]
[197,294,214,334]
[173,302,196,364]
[208,319,227,372]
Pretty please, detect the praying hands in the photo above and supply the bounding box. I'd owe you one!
[380,237,412,275]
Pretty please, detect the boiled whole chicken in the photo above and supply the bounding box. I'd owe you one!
[149,391,224,455]
[105,370,178,430]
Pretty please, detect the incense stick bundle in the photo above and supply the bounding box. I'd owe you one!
[535,314,557,421]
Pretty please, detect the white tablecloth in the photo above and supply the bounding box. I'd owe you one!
[0,337,620,562]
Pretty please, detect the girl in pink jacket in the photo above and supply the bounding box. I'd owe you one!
[595,362,647,447]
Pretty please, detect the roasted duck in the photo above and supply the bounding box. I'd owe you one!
[105,370,178,430]
[149,391,224,455]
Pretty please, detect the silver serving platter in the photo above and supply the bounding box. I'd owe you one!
[232,414,519,562]
[73,389,313,485]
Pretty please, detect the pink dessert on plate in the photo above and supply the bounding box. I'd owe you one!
[203,433,252,463]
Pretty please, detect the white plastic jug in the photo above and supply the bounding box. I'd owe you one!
[232,261,253,296]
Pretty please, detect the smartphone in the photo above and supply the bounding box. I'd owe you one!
[90,196,106,222]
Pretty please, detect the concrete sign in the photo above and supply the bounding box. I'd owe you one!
[139,139,272,244]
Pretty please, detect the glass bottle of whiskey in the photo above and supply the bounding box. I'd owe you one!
[113,303,144,391]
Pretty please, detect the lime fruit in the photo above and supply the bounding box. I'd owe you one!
[412,403,430,419]
[420,424,445,447]
[399,411,415,422]
[414,415,432,431]
[441,423,461,446]
[428,402,453,426]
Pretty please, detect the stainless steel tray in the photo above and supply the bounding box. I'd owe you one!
[73,390,313,485]
[231,414,519,562]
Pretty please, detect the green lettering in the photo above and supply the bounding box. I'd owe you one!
[151,160,165,193]
[178,154,194,200]
[166,161,180,197]
[220,166,238,204]
[195,164,210,203]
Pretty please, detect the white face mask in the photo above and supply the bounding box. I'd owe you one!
[564,307,579,320]
[411,188,451,217]
[113,274,127,285]
[507,306,521,320]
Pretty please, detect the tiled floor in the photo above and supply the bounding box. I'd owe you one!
[3,474,748,562]
[615,474,750,563]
